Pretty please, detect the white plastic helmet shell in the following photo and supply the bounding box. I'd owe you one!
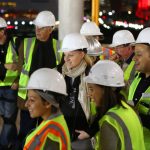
[33,10,55,28]
[109,30,135,47]
[136,27,150,45]
[84,60,125,87]
[0,17,7,28]
[60,33,89,52]
[80,22,103,36]
[26,68,67,95]
[86,37,103,56]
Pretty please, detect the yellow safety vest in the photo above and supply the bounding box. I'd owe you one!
[98,101,145,150]
[18,37,59,100]
[23,114,71,150]
[0,37,19,86]
[120,60,135,101]
[53,39,63,65]
[128,73,150,115]
[128,73,150,150]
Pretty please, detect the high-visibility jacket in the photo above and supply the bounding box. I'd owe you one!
[128,73,150,115]
[24,113,71,150]
[53,39,63,65]
[120,60,135,100]
[98,101,145,150]
[0,37,19,86]
[18,37,60,100]
[128,73,150,150]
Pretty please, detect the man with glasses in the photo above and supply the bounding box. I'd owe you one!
[109,30,136,100]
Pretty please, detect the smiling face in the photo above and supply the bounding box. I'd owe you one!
[25,90,51,120]
[64,50,85,69]
[133,44,150,75]
[87,83,104,107]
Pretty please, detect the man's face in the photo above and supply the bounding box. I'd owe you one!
[35,26,52,41]
[133,44,150,73]
[115,44,134,60]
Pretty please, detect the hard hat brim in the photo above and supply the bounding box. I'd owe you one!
[19,87,68,96]
[84,76,125,87]
[82,32,103,36]
[87,51,103,56]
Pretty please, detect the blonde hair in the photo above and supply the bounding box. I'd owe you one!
[83,53,93,67]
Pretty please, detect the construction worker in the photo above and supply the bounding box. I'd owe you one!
[109,30,136,100]
[128,27,150,150]
[59,33,93,149]
[77,60,145,150]
[0,17,21,149]
[80,21,113,60]
[23,68,71,150]
[16,10,59,149]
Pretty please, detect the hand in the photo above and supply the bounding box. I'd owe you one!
[17,96,28,110]
[11,82,19,90]
[109,53,121,63]
[4,63,18,71]
[75,130,90,140]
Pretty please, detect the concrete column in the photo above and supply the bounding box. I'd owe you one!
[58,0,84,40]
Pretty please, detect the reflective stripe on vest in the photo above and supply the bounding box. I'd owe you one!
[128,73,150,115]
[24,116,70,150]
[18,38,36,100]
[107,112,132,150]
[124,60,135,82]
[53,39,63,65]
[120,60,135,100]
[0,37,19,86]
[99,101,145,150]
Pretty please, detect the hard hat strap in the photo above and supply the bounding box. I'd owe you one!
[36,90,59,108]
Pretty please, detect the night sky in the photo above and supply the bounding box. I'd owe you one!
[0,0,58,18]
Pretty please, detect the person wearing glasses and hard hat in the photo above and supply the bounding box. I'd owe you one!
[0,17,22,149]
[16,10,60,149]
[128,27,150,150]
[76,60,145,150]
[22,68,71,150]
[109,30,136,100]
[59,33,93,149]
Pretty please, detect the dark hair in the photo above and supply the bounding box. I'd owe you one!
[96,85,125,119]
[40,90,66,114]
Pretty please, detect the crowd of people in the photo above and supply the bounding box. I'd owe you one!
[0,9,150,150]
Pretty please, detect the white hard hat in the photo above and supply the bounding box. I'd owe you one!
[60,33,89,52]
[84,60,125,87]
[0,17,7,28]
[26,68,67,96]
[33,10,55,28]
[136,27,150,45]
[80,22,103,36]
[86,37,103,56]
[109,30,135,47]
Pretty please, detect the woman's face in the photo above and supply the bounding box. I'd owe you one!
[87,83,104,107]
[25,90,50,120]
[64,50,85,69]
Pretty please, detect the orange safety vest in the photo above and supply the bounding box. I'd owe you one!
[24,115,71,150]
